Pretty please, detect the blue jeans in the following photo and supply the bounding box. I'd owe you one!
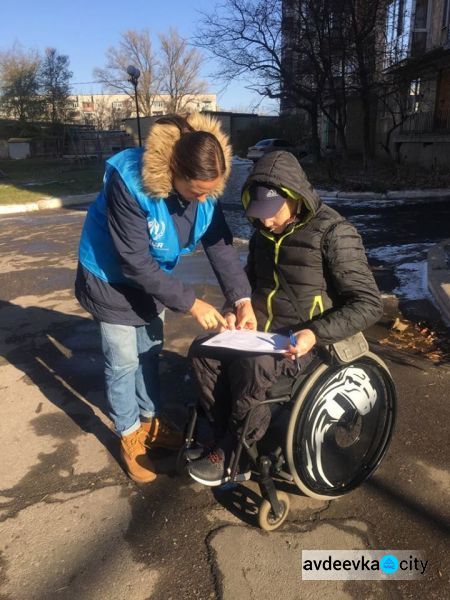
[99,314,164,436]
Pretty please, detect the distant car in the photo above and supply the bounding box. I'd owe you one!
[246,138,294,161]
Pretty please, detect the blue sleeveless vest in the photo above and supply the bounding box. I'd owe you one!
[78,148,216,283]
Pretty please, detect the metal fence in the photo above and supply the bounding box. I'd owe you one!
[399,109,450,134]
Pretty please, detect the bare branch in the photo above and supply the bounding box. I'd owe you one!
[93,29,161,116]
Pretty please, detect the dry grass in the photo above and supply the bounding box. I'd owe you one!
[0,158,103,204]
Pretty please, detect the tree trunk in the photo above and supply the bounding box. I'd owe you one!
[309,108,321,163]
[361,93,375,169]
[336,124,349,159]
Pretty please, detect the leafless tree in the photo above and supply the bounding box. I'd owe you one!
[195,0,323,160]
[0,44,43,122]
[93,30,161,116]
[196,0,395,164]
[344,0,387,164]
[93,96,111,130]
[159,28,207,113]
[289,0,353,155]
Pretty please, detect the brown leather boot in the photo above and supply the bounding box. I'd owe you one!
[120,427,157,483]
[141,417,183,450]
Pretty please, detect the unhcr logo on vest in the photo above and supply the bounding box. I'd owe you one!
[148,218,166,248]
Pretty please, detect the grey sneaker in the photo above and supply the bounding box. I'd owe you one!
[184,443,209,461]
[188,447,251,487]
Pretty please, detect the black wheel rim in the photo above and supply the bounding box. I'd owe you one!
[292,358,396,496]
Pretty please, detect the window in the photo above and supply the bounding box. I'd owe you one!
[385,0,414,66]
[82,102,94,112]
[408,78,422,112]
[414,0,428,30]
[442,0,449,27]
[112,101,125,109]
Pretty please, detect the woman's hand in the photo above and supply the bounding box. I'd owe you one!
[189,298,228,331]
[286,329,316,358]
[236,300,257,331]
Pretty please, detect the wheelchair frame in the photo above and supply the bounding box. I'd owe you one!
[181,351,396,530]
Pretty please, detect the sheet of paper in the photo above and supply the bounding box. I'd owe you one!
[201,329,290,354]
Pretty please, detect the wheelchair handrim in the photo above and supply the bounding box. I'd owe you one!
[286,353,396,500]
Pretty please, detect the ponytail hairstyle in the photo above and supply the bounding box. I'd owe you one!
[142,112,232,198]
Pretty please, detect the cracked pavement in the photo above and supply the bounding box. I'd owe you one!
[0,203,449,600]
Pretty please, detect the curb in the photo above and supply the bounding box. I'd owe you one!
[2,188,450,215]
[0,193,96,215]
[428,240,450,327]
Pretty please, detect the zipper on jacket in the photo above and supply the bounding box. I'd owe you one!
[309,294,324,319]
[262,225,301,332]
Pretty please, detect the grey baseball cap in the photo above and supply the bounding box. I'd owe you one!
[245,185,287,218]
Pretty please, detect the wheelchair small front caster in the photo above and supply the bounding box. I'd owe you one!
[258,491,290,531]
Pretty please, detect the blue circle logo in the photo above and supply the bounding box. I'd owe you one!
[380,554,399,574]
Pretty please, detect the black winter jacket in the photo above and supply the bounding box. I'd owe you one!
[242,151,383,344]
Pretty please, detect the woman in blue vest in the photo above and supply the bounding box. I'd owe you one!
[75,113,255,483]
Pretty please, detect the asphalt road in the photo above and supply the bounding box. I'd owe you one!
[0,205,449,600]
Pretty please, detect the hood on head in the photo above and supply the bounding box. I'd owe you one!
[142,112,232,199]
[242,151,321,218]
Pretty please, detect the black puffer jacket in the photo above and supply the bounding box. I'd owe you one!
[242,152,383,344]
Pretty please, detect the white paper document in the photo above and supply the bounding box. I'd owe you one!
[201,329,290,354]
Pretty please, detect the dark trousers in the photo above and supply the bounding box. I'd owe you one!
[188,335,315,445]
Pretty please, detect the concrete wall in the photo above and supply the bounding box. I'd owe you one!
[122,113,278,154]
[0,139,8,159]
[398,139,450,167]
[8,140,31,160]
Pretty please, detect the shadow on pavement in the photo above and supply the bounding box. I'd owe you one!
[0,300,191,464]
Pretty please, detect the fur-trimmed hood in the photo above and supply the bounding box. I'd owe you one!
[142,112,232,198]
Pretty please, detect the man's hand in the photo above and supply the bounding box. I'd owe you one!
[236,300,257,331]
[286,329,316,358]
[189,299,228,331]
[219,312,236,332]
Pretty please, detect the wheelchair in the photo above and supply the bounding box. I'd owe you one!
[178,350,396,531]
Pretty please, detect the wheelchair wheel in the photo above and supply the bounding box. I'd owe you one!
[286,353,396,500]
[258,491,290,531]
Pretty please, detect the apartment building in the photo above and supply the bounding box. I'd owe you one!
[67,93,217,128]
[378,0,450,166]
[281,0,450,166]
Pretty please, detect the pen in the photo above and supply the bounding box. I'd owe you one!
[289,330,300,373]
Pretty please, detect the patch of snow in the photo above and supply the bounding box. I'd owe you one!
[324,195,450,210]
[367,243,433,266]
[393,261,430,301]
[232,155,253,165]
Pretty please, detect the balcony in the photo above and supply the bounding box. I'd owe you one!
[384,33,410,69]
[399,109,450,135]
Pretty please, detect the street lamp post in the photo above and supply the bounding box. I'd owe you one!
[127,65,142,147]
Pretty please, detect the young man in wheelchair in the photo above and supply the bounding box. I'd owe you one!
[187,150,383,487]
